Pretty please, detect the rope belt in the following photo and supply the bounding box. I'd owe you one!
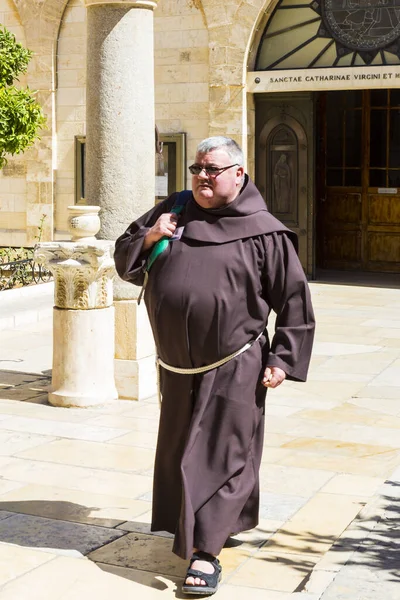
[156,331,263,405]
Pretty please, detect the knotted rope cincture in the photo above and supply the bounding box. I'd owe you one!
[155,331,263,406]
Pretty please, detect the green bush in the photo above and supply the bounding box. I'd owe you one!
[0,26,45,168]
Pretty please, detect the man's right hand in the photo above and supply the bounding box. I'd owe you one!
[142,213,178,251]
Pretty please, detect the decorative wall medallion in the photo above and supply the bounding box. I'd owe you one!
[321,0,400,51]
[256,0,400,69]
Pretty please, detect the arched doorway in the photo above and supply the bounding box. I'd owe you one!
[251,0,400,275]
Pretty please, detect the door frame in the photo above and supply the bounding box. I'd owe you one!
[255,94,315,277]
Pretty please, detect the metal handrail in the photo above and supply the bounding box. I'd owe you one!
[0,250,52,291]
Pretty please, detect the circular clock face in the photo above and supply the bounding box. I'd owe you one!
[322,0,400,51]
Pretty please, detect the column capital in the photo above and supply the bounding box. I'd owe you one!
[34,241,116,310]
[84,0,158,9]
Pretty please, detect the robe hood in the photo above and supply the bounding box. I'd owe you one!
[181,175,298,250]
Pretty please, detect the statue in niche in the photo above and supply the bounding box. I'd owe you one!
[273,153,292,214]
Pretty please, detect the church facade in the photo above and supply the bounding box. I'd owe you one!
[1,0,400,276]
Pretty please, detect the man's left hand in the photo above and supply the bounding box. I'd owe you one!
[262,366,286,388]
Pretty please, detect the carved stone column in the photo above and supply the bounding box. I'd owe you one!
[34,241,118,407]
[84,0,158,401]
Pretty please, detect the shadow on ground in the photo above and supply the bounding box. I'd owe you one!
[314,269,400,290]
[0,369,50,402]
[259,480,400,588]
[0,499,182,594]
[0,480,398,595]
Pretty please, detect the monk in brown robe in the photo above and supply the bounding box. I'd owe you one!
[114,136,315,595]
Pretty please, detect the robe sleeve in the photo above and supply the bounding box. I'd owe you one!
[114,194,177,286]
[262,231,315,382]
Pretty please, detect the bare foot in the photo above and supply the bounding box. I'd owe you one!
[185,553,216,587]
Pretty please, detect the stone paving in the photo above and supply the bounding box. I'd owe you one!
[0,280,399,599]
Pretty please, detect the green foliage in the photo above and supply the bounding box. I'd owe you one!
[0,246,32,260]
[0,245,33,290]
[0,86,46,167]
[34,213,47,243]
[0,25,46,168]
[0,26,31,86]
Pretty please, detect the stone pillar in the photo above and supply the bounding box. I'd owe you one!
[85,0,157,236]
[34,241,118,407]
[84,0,158,401]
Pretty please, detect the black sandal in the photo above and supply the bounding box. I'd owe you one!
[182,551,222,596]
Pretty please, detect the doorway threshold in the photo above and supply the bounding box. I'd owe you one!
[314,269,400,290]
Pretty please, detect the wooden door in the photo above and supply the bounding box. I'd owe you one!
[257,111,310,272]
[317,90,400,273]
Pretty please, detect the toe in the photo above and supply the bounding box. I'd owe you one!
[185,577,195,586]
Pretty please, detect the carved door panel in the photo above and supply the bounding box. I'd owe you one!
[322,190,362,268]
[367,193,400,271]
[366,89,400,271]
[256,104,311,273]
[318,89,400,273]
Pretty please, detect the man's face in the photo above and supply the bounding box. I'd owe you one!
[191,149,244,209]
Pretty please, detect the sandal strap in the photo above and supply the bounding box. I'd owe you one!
[191,551,220,569]
[185,567,220,588]
[185,552,222,589]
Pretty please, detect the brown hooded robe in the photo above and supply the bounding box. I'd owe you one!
[114,176,315,560]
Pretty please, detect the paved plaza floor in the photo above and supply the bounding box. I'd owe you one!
[0,280,399,599]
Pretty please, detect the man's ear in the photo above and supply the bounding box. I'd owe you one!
[236,165,245,182]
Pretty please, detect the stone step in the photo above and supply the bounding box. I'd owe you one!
[0,282,54,331]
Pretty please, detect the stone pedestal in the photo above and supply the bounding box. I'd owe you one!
[34,241,118,407]
[114,300,157,400]
[52,306,116,407]
[84,0,159,401]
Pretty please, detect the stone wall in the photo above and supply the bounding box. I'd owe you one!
[154,0,209,182]
[0,0,28,247]
[55,0,86,238]
[0,0,273,244]
[202,0,271,175]
[14,0,60,247]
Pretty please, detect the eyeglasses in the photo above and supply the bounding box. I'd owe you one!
[188,163,239,177]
